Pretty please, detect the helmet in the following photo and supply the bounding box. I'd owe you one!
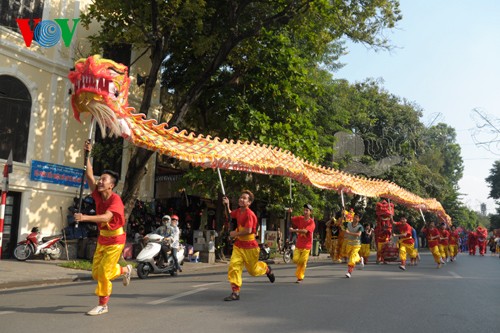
[162,215,171,222]
[171,215,179,222]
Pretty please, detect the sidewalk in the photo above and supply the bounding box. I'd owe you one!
[0,252,330,290]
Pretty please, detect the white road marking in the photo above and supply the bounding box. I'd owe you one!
[147,288,208,305]
[448,271,462,279]
[0,311,15,315]
[192,282,222,288]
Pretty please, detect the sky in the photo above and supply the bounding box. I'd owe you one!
[335,0,500,215]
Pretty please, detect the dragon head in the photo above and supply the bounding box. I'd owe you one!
[68,55,131,137]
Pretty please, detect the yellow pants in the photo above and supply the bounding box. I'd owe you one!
[429,245,441,264]
[377,242,388,261]
[359,244,371,260]
[398,242,418,263]
[92,243,125,297]
[449,244,458,258]
[293,248,311,280]
[328,238,338,262]
[340,240,348,259]
[345,244,361,267]
[438,244,449,259]
[228,246,268,290]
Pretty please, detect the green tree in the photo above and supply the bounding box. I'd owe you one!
[486,160,500,200]
[312,79,465,225]
[80,0,402,218]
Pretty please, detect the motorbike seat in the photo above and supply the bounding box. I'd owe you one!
[42,235,62,242]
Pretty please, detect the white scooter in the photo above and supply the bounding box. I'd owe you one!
[136,233,185,279]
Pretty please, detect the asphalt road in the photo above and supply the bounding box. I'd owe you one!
[0,253,498,333]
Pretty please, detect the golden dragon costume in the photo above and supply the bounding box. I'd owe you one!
[68,55,450,223]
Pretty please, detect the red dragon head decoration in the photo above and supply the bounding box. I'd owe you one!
[68,55,132,138]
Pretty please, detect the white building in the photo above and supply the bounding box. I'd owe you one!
[0,0,159,258]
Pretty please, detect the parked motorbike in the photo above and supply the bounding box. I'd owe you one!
[259,243,271,261]
[13,227,64,261]
[282,239,295,264]
[136,233,185,279]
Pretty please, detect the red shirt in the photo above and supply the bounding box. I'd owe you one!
[230,208,258,249]
[468,232,477,245]
[92,190,126,246]
[439,229,450,245]
[291,216,315,250]
[423,227,440,248]
[377,229,392,243]
[449,230,459,245]
[394,222,414,245]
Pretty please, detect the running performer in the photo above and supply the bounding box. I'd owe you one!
[391,216,418,271]
[289,204,316,283]
[222,190,275,301]
[74,140,132,316]
[421,221,443,268]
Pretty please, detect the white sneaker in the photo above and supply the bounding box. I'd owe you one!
[123,264,132,286]
[359,257,364,269]
[446,257,450,263]
[345,272,351,278]
[399,265,406,271]
[87,305,108,316]
[440,258,445,264]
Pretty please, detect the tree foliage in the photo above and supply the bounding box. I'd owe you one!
[486,160,500,200]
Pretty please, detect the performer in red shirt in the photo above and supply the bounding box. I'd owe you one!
[222,190,275,301]
[421,221,443,268]
[392,216,418,271]
[74,141,132,316]
[289,204,316,283]
[476,226,488,256]
[376,224,392,264]
[448,225,459,262]
[439,224,450,263]
[468,231,477,255]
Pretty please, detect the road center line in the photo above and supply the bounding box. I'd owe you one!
[148,288,208,305]
[448,271,462,279]
[192,282,222,288]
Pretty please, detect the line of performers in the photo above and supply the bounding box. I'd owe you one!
[325,201,463,278]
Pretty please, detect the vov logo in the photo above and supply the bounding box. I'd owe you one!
[16,18,80,48]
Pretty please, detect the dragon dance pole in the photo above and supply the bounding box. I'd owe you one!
[217,168,232,227]
[0,151,13,259]
[76,119,95,228]
[340,189,345,211]
[217,168,226,196]
[419,208,426,223]
[285,178,293,243]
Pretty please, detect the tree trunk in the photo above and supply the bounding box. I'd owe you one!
[121,147,154,220]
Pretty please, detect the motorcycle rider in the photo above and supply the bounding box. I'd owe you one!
[154,215,174,268]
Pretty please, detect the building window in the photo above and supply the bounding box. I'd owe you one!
[0,75,31,163]
[0,0,44,32]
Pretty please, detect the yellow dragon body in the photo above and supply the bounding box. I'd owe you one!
[68,55,450,223]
